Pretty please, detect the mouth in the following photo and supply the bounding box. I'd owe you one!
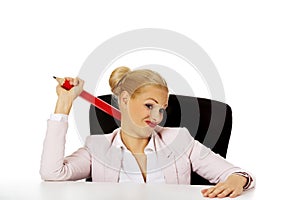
[145,120,157,128]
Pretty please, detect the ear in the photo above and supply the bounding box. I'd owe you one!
[119,91,130,107]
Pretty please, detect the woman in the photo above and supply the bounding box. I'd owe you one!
[40,66,255,198]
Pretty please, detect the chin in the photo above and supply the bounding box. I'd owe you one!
[139,127,153,138]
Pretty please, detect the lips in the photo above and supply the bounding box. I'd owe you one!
[145,120,157,128]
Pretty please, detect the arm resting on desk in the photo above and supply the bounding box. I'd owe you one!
[190,140,255,190]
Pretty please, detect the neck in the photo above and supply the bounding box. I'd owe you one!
[120,130,150,154]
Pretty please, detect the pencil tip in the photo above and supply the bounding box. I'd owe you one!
[53,76,57,79]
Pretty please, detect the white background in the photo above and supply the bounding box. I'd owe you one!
[0,1,299,199]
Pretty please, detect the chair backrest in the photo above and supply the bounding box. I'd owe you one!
[89,94,232,185]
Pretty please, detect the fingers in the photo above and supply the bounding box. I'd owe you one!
[202,186,215,197]
[201,188,208,194]
[217,188,234,198]
[201,184,242,198]
[69,77,84,91]
[69,77,84,98]
[229,190,240,198]
[56,77,82,88]
[202,185,228,198]
[65,77,81,86]
[55,76,84,99]
[76,77,84,88]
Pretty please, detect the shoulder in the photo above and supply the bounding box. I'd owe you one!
[85,128,120,150]
[84,128,122,163]
[154,126,194,147]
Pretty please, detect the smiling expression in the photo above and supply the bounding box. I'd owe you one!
[120,85,168,138]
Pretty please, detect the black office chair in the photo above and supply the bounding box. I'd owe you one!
[89,94,232,185]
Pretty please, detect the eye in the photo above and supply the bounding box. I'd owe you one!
[145,104,153,109]
[159,108,165,114]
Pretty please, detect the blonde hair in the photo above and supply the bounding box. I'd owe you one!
[109,66,168,98]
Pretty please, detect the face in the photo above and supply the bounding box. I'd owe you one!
[120,85,168,138]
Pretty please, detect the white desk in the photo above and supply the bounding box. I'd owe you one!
[0,182,255,200]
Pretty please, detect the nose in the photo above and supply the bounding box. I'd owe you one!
[150,107,163,123]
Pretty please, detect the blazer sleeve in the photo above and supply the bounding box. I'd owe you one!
[39,120,91,181]
[189,140,255,189]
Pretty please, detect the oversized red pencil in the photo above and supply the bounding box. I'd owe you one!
[53,76,121,120]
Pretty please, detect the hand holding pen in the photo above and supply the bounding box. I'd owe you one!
[53,76,121,120]
[54,76,84,100]
[53,76,84,115]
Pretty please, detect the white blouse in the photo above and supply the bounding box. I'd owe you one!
[114,130,165,183]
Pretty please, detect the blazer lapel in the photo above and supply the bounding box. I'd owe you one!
[104,144,122,182]
[154,133,179,184]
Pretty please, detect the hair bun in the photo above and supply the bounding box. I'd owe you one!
[109,66,131,95]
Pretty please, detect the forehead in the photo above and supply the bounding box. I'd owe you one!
[133,85,168,103]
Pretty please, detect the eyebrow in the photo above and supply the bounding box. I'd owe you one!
[146,98,168,107]
[146,98,158,104]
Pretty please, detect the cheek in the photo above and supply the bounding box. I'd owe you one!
[128,104,149,121]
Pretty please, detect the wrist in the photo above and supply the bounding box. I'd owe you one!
[232,172,252,190]
[54,96,73,115]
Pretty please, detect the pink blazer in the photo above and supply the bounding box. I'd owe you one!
[40,120,255,188]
